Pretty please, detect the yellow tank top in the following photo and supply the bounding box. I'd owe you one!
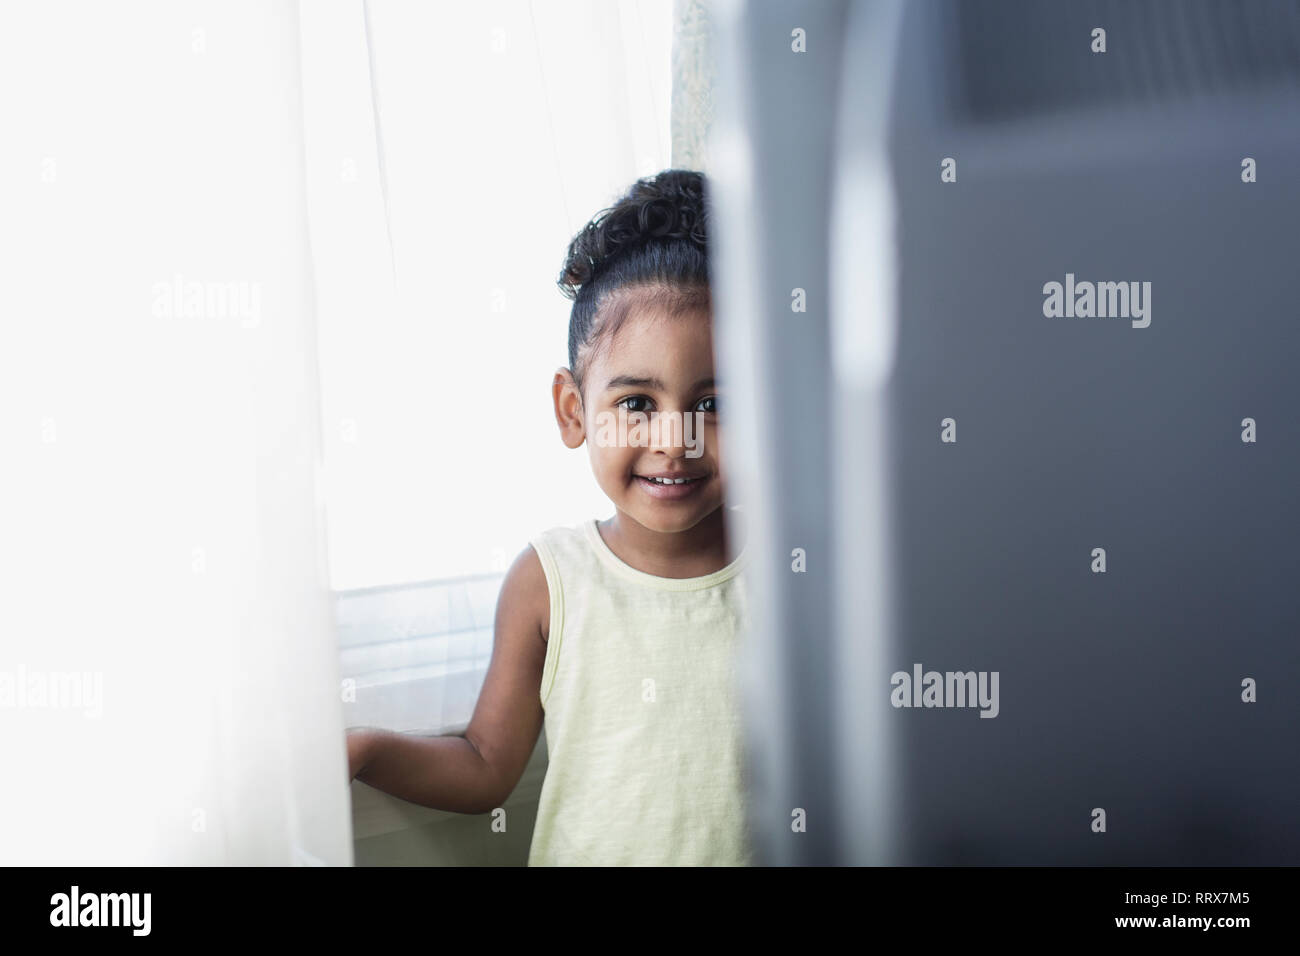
[526,518,753,866]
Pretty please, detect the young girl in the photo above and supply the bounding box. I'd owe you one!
[346,169,752,866]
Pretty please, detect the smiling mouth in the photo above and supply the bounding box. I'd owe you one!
[637,475,704,485]
[633,473,708,499]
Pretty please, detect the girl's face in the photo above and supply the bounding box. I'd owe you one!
[555,299,724,535]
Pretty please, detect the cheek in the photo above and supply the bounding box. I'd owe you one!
[590,440,635,481]
[703,422,723,464]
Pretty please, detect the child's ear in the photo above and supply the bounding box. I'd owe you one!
[552,368,586,449]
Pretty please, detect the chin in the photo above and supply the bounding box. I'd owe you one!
[625,500,722,534]
[632,512,699,534]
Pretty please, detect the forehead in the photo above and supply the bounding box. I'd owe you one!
[611,304,711,351]
[590,306,715,387]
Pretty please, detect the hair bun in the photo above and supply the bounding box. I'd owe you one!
[558,169,708,300]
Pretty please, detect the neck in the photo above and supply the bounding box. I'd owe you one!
[599,506,739,578]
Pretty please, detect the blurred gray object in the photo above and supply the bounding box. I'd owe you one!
[712,0,1300,864]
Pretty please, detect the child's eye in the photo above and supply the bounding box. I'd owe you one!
[695,396,718,415]
[617,395,653,413]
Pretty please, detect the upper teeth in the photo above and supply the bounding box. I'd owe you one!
[648,476,695,484]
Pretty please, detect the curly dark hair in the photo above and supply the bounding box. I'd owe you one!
[557,169,711,396]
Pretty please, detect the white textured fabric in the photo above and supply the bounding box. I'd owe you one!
[527,519,752,866]
[0,0,350,864]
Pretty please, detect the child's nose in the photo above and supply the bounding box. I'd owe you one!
[649,411,691,455]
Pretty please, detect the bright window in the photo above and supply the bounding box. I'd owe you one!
[302,0,674,734]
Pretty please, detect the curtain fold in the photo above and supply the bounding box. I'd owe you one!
[0,0,351,865]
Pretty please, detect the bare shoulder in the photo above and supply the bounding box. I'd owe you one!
[496,543,550,644]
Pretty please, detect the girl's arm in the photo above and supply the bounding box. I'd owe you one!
[346,545,549,814]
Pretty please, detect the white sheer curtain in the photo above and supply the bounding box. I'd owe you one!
[313,0,672,590]
[0,0,674,865]
[0,1,350,864]
[305,1,673,736]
